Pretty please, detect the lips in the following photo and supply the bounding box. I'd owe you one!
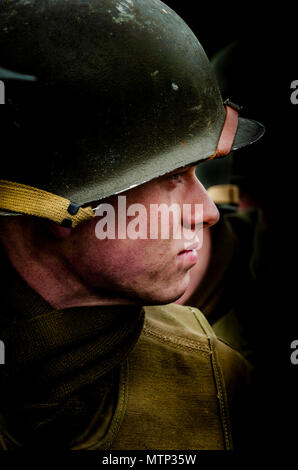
[178,242,199,255]
[177,246,198,267]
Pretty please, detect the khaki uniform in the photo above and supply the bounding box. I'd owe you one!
[70,304,253,450]
[0,252,252,450]
[0,306,253,450]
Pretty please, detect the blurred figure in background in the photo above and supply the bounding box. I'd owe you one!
[177,153,265,364]
[177,42,273,365]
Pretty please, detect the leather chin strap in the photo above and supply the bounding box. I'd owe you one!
[208,101,240,160]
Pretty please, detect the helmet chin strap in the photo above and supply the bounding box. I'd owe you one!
[208,101,240,160]
[0,180,94,228]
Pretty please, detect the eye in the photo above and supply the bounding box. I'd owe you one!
[167,171,187,182]
[169,173,181,181]
[166,166,193,183]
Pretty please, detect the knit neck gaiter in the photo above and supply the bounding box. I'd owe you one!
[0,250,145,448]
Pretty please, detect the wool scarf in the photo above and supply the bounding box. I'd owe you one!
[0,251,144,448]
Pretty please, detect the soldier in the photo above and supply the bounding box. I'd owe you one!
[0,0,264,450]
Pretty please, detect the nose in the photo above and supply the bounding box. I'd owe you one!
[183,174,220,230]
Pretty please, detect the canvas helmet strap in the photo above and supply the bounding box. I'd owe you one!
[0,181,95,228]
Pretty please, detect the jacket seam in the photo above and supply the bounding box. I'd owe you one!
[191,308,233,450]
[143,323,211,355]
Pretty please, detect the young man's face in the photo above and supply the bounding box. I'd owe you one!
[64,165,219,305]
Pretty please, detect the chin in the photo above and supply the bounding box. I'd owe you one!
[142,286,189,306]
[116,273,191,306]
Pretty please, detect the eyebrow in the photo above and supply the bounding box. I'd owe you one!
[166,164,195,176]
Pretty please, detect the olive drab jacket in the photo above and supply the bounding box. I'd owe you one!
[0,302,253,450]
[71,304,253,450]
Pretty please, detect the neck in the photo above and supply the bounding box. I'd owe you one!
[0,217,138,309]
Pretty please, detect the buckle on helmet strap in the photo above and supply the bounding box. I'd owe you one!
[208,100,240,160]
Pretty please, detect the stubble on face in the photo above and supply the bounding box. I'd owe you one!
[64,166,213,305]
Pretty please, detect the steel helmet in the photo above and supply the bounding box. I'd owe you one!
[0,0,264,227]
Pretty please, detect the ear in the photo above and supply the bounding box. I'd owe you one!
[45,221,72,239]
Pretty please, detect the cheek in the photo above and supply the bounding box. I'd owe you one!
[88,237,177,284]
[72,211,187,290]
[84,237,152,277]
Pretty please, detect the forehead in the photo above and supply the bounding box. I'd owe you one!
[126,163,198,199]
[163,164,197,176]
[91,164,198,208]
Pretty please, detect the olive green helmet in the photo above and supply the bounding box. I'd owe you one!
[0,0,264,227]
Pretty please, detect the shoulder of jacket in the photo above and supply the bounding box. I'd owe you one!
[142,304,211,352]
[143,303,253,379]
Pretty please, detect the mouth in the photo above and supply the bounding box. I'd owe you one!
[178,242,199,256]
[178,242,199,265]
